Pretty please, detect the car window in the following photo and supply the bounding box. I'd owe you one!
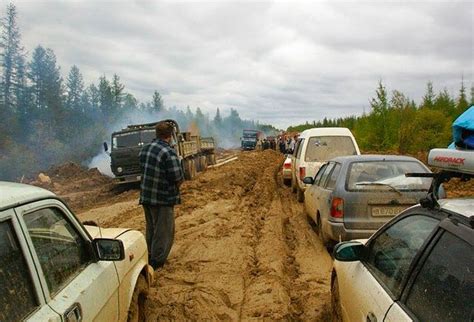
[325,163,341,190]
[365,215,439,298]
[0,220,39,321]
[319,163,335,187]
[295,138,305,158]
[406,231,473,322]
[347,160,431,192]
[313,164,328,185]
[304,136,357,162]
[24,207,92,296]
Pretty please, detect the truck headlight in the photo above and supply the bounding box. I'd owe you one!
[117,167,123,173]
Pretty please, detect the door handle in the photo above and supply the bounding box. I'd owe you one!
[65,303,83,322]
[367,312,377,322]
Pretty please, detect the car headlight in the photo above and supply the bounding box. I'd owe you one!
[117,167,123,173]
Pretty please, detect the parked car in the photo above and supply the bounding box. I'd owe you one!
[303,155,432,246]
[331,148,473,322]
[0,181,153,322]
[291,127,360,202]
[282,154,292,186]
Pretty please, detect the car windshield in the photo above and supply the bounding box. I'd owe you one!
[305,136,357,162]
[347,160,432,191]
[112,132,140,148]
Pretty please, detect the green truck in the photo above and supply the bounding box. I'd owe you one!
[104,119,216,184]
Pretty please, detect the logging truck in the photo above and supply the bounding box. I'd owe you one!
[104,119,216,184]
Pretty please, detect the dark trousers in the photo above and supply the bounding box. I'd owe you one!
[142,204,175,269]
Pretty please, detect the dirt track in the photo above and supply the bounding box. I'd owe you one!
[77,150,333,320]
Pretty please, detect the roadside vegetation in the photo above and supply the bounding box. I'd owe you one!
[0,4,277,181]
[289,81,474,154]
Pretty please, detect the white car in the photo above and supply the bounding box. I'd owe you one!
[291,127,360,202]
[0,181,153,321]
[282,154,292,186]
[331,149,473,322]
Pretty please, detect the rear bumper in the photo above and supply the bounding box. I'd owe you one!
[326,221,377,242]
[282,169,292,179]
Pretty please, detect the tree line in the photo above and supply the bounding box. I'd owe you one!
[0,4,277,180]
[288,80,473,154]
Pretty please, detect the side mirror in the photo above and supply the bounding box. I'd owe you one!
[333,241,366,262]
[93,238,125,261]
[303,177,314,185]
[103,142,109,152]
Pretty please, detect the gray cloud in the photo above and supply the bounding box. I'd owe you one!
[13,0,474,129]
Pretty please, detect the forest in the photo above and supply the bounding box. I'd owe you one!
[0,4,277,180]
[289,81,474,153]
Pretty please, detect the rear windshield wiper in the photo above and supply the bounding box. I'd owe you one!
[355,182,402,195]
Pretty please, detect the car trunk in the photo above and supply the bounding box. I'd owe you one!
[343,190,426,230]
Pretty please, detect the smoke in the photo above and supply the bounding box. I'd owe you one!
[87,152,113,177]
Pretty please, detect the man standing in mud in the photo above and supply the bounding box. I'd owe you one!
[139,121,184,270]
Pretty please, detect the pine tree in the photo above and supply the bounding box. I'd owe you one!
[455,79,469,116]
[150,90,163,113]
[369,81,390,149]
[421,81,435,109]
[66,65,84,112]
[214,108,222,125]
[470,85,474,107]
[111,74,124,111]
[98,76,113,116]
[0,3,24,111]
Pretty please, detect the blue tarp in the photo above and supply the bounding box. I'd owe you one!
[449,105,474,149]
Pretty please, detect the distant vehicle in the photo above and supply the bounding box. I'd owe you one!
[104,119,216,184]
[291,127,360,202]
[331,148,473,322]
[0,181,153,321]
[241,129,261,150]
[282,155,292,186]
[303,155,432,246]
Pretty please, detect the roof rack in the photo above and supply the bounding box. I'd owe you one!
[406,148,473,209]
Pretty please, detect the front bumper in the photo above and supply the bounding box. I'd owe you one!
[114,174,141,184]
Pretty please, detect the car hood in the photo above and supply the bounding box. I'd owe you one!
[84,225,131,239]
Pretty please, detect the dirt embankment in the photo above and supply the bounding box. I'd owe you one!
[76,150,333,320]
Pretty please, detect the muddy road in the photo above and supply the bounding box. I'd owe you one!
[76,150,333,320]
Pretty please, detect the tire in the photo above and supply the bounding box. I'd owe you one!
[317,215,330,246]
[291,176,297,193]
[201,156,208,171]
[128,275,149,322]
[331,276,342,322]
[183,160,192,180]
[296,187,304,203]
[283,178,291,186]
[190,159,197,179]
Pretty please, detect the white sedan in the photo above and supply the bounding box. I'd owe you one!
[0,181,153,321]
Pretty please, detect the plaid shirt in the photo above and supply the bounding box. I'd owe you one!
[139,139,184,206]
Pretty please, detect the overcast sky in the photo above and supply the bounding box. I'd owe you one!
[11,0,474,129]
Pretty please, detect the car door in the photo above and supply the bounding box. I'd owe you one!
[336,213,440,322]
[15,199,120,321]
[386,218,473,322]
[313,162,335,222]
[0,208,61,322]
[318,162,342,233]
[305,163,328,221]
[291,138,305,185]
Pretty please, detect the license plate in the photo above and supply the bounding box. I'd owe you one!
[371,206,408,217]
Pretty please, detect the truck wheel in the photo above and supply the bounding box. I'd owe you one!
[191,159,197,179]
[297,187,304,203]
[211,154,217,165]
[201,156,208,170]
[128,275,149,322]
[183,160,192,180]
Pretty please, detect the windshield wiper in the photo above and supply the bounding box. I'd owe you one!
[355,182,402,195]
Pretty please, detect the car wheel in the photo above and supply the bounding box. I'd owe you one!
[128,275,149,322]
[283,178,291,186]
[331,275,343,322]
[291,176,297,193]
[317,215,330,246]
[297,187,304,202]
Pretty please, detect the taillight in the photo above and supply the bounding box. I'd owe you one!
[299,167,306,180]
[330,197,344,218]
[283,163,291,169]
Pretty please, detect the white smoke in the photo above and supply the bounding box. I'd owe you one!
[88,152,114,177]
